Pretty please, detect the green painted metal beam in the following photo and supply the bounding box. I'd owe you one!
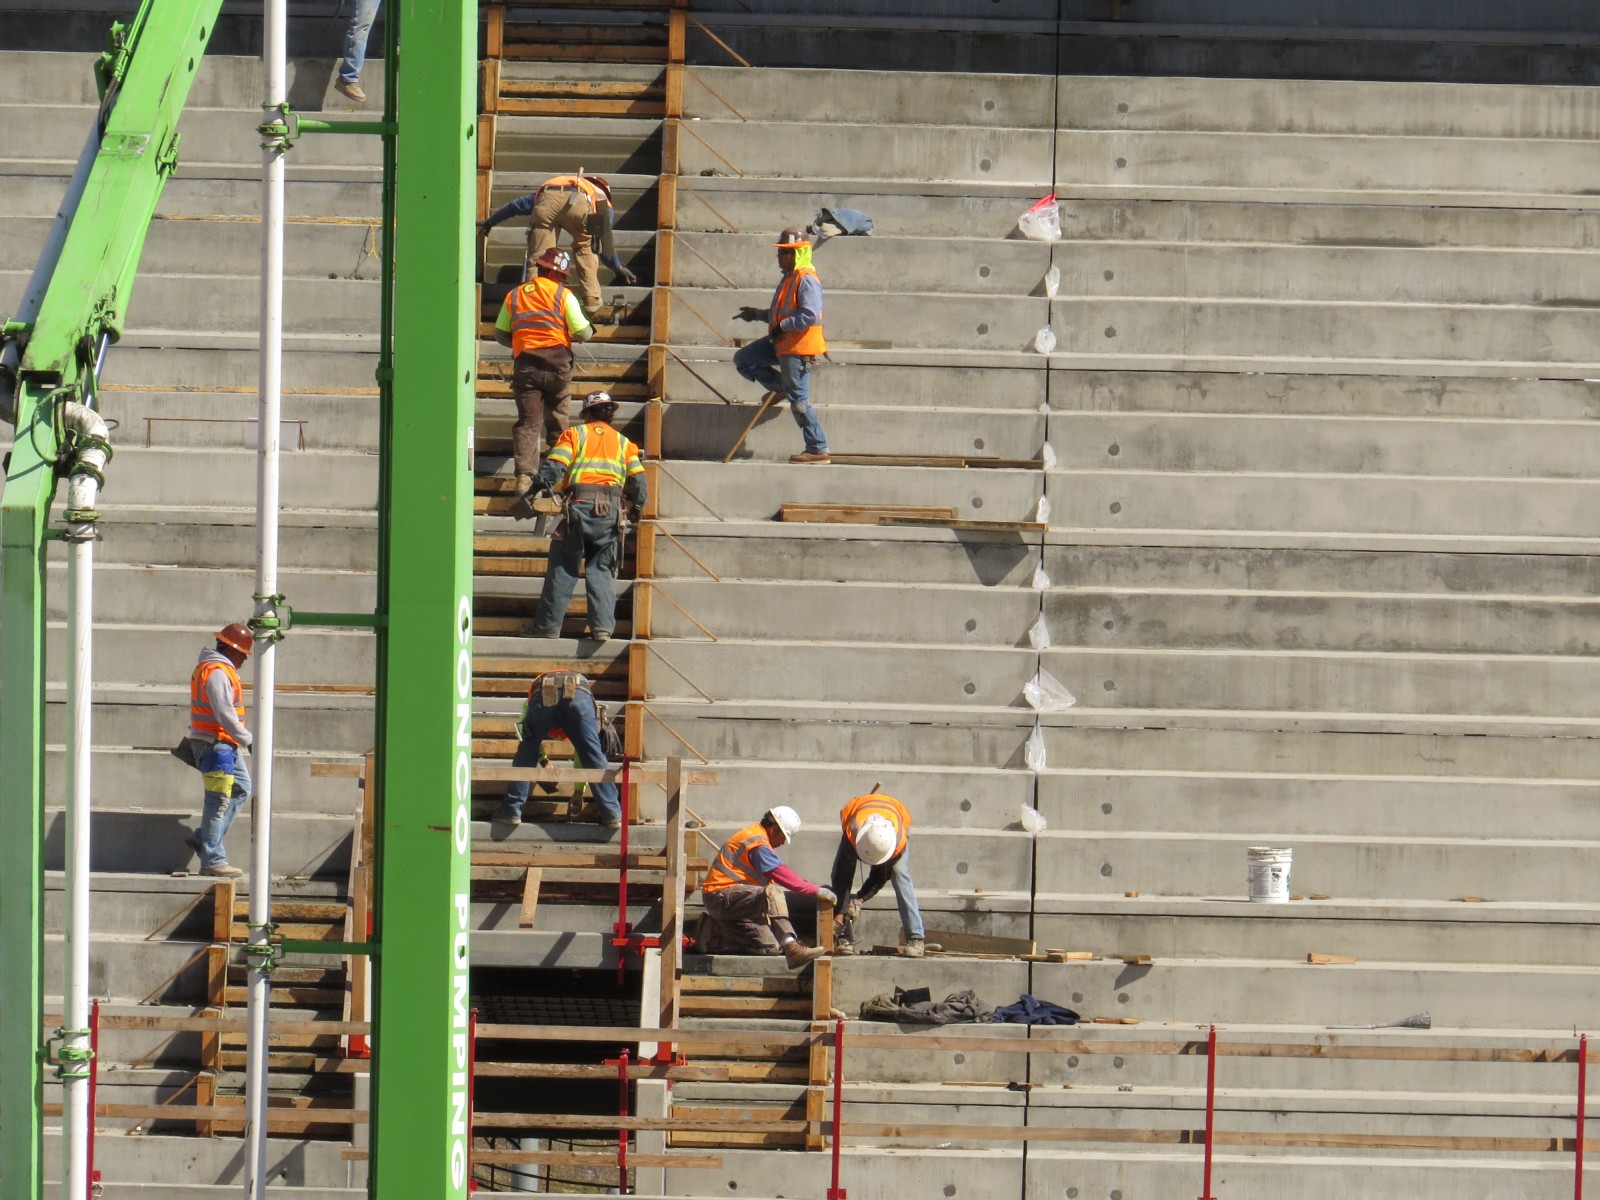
[0,4,219,1194]
[368,0,476,1195]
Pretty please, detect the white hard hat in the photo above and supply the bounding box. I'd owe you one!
[854,814,898,866]
[766,806,802,841]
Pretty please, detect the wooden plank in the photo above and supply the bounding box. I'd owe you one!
[205,945,228,1009]
[499,97,665,117]
[475,1062,730,1081]
[681,976,804,995]
[680,996,809,1017]
[779,502,956,525]
[1307,952,1356,965]
[479,58,500,116]
[519,868,542,929]
[924,929,1037,957]
[501,79,662,99]
[476,112,496,172]
[485,1,504,59]
[310,761,364,778]
[194,1068,217,1138]
[235,900,348,921]
[668,7,686,61]
[664,62,684,120]
[210,881,234,944]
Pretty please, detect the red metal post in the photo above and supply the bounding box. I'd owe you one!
[617,1048,631,1194]
[827,1017,847,1200]
[1199,1023,1218,1200]
[88,998,100,1197]
[467,1008,478,1193]
[1578,1032,1589,1200]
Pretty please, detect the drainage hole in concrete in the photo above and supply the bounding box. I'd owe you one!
[972,496,984,509]
[1104,325,1117,338]
[1067,1190,1079,1199]
[979,158,992,172]
[1072,992,1084,1004]
[1107,443,1120,456]
[1100,862,1113,877]
[963,682,977,695]
[954,1053,966,1064]
[965,618,977,632]
[1101,803,1113,815]
[1108,502,1122,514]
[956,861,970,875]
[976,323,989,335]
[978,264,991,278]
[1103,620,1115,631]
[1067,1056,1079,1068]
[973,437,985,450]
[1112,1057,1124,1069]
[944,1186,957,1197]
[1103,269,1115,281]
[984,99,996,111]
[1116,102,1129,114]
[960,798,972,812]
[1115,157,1126,168]
[1117,993,1130,1004]
[1103,680,1116,692]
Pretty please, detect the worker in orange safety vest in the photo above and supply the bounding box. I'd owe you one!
[479,173,637,314]
[731,228,830,463]
[698,807,838,969]
[495,246,594,503]
[179,623,255,877]
[829,793,924,957]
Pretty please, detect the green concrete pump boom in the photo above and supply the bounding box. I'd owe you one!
[0,4,224,1193]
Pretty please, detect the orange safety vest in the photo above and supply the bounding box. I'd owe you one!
[702,821,773,894]
[541,175,610,211]
[506,276,574,357]
[547,421,645,491]
[840,793,910,860]
[190,659,246,746]
[771,265,826,357]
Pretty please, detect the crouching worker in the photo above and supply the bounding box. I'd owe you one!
[698,807,837,969]
[493,668,621,833]
[830,792,925,957]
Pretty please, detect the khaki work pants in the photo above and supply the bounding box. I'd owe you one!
[700,883,796,954]
[525,187,603,312]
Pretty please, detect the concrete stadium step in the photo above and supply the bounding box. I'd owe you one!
[43,871,232,939]
[42,564,374,626]
[1028,897,1600,968]
[0,172,382,221]
[42,807,352,879]
[43,625,374,687]
[663,355,1047,412]
[97,390,380,454]
[681,65,1054,128]
[89,446,376,510]
[490,114,662,177]
[98,345,381,392]
[484,168,659,231]
[1035,830,1600,905]
[45,747,363,817]
[41,1129,363,1193]
[58,695,374,756]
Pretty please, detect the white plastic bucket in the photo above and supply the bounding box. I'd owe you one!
[1246,846,1292,903]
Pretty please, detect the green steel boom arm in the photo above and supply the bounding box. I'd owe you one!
[0,3,222,1196]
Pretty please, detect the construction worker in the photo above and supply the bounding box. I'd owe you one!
[495,246,594,502]
[180,623,254,878]
[829,792,924,958]
[493,669,621,832]
[698,807,837,968]
[529,391,647,643]
[479,173,638,315]
[732,227,830,463]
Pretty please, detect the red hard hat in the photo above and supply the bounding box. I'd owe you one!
[589,176,613,200]
[535,247,572,277]
[216,623,253,657]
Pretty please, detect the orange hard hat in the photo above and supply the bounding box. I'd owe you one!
[535,247,572,277]
[216,623,253,656]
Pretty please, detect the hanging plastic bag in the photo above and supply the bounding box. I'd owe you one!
[1043,265,1061,297]
[1042,441,1057,470]
[1032,325,1057,355]
[1035,495,1051,524]
[1032,562,1051,590]
[1024,668,1077,713]
[1017,194,1062,242]
[1019,804,1048,835]
[1028,612,1052,651]
[1025,721,1047,772]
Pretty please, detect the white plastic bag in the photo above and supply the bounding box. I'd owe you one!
[1019,804,1048,835]
[1035,495,1051,524]
[1017,194,1062,242]
[1032,562,1052,591]
[1024,668,1077,714]
[1032,325,1057,355]
[1028,612,1052,650]
[1025,721,1047,771]
[1042,441,1057,470]
[1043,265,1061,297]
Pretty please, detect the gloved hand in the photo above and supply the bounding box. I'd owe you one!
[617,266,639,287]
[734,306,767,323]
[846,897,863,921]
[477,219,491,232]
[815,886,839,909]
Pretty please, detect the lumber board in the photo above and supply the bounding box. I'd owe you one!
[519,868,542,928]
[924,928,1036,957]
[680,996,810,1017]
[680,975,803,995]
[498,97,665,117]
[501,79,663,99]
[1307,952,1356,965]
[779,502,954,525]
[309,761,364,778]
[503,44,664,63]
[474,1062,730,1081]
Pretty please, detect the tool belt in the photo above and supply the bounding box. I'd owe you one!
[538,670,590,707]
[568,483,622,519]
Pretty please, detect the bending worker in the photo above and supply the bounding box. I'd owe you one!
[830,792,924,958]
[480,173,637,315]
[493,668,621,833]
[530,391,647,643]
[698,807,837,969]
[732,227,830,464]
[495,247,593,503]
[181,623,255,878]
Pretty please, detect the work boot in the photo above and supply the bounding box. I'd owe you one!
[513,473,535,496]
[902,938,925,959]
[334,78,367,104]
[588,628,612,643]
[492,807,522,827]
[789,451,830,464]
[783,940,826,969]
[200,863,243,878]
[833,936,856,956]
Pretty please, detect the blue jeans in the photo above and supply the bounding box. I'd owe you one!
[196,740,252,869]
[500,689,620,823]
[829,838,925,941]
[339,0,383,84]
[533,501,620,637]
[732,338,827,454]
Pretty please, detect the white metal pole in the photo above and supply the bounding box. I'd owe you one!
[59,400,107,1200]
[244,0,287,1193]
[62,521,93,1200]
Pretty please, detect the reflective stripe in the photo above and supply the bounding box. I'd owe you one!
[549,422,644,490]
[190,660,245,746]
[702,822,771,894]
[772,266,826,357]
[507,277,573,356]
[841,793,910,859]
